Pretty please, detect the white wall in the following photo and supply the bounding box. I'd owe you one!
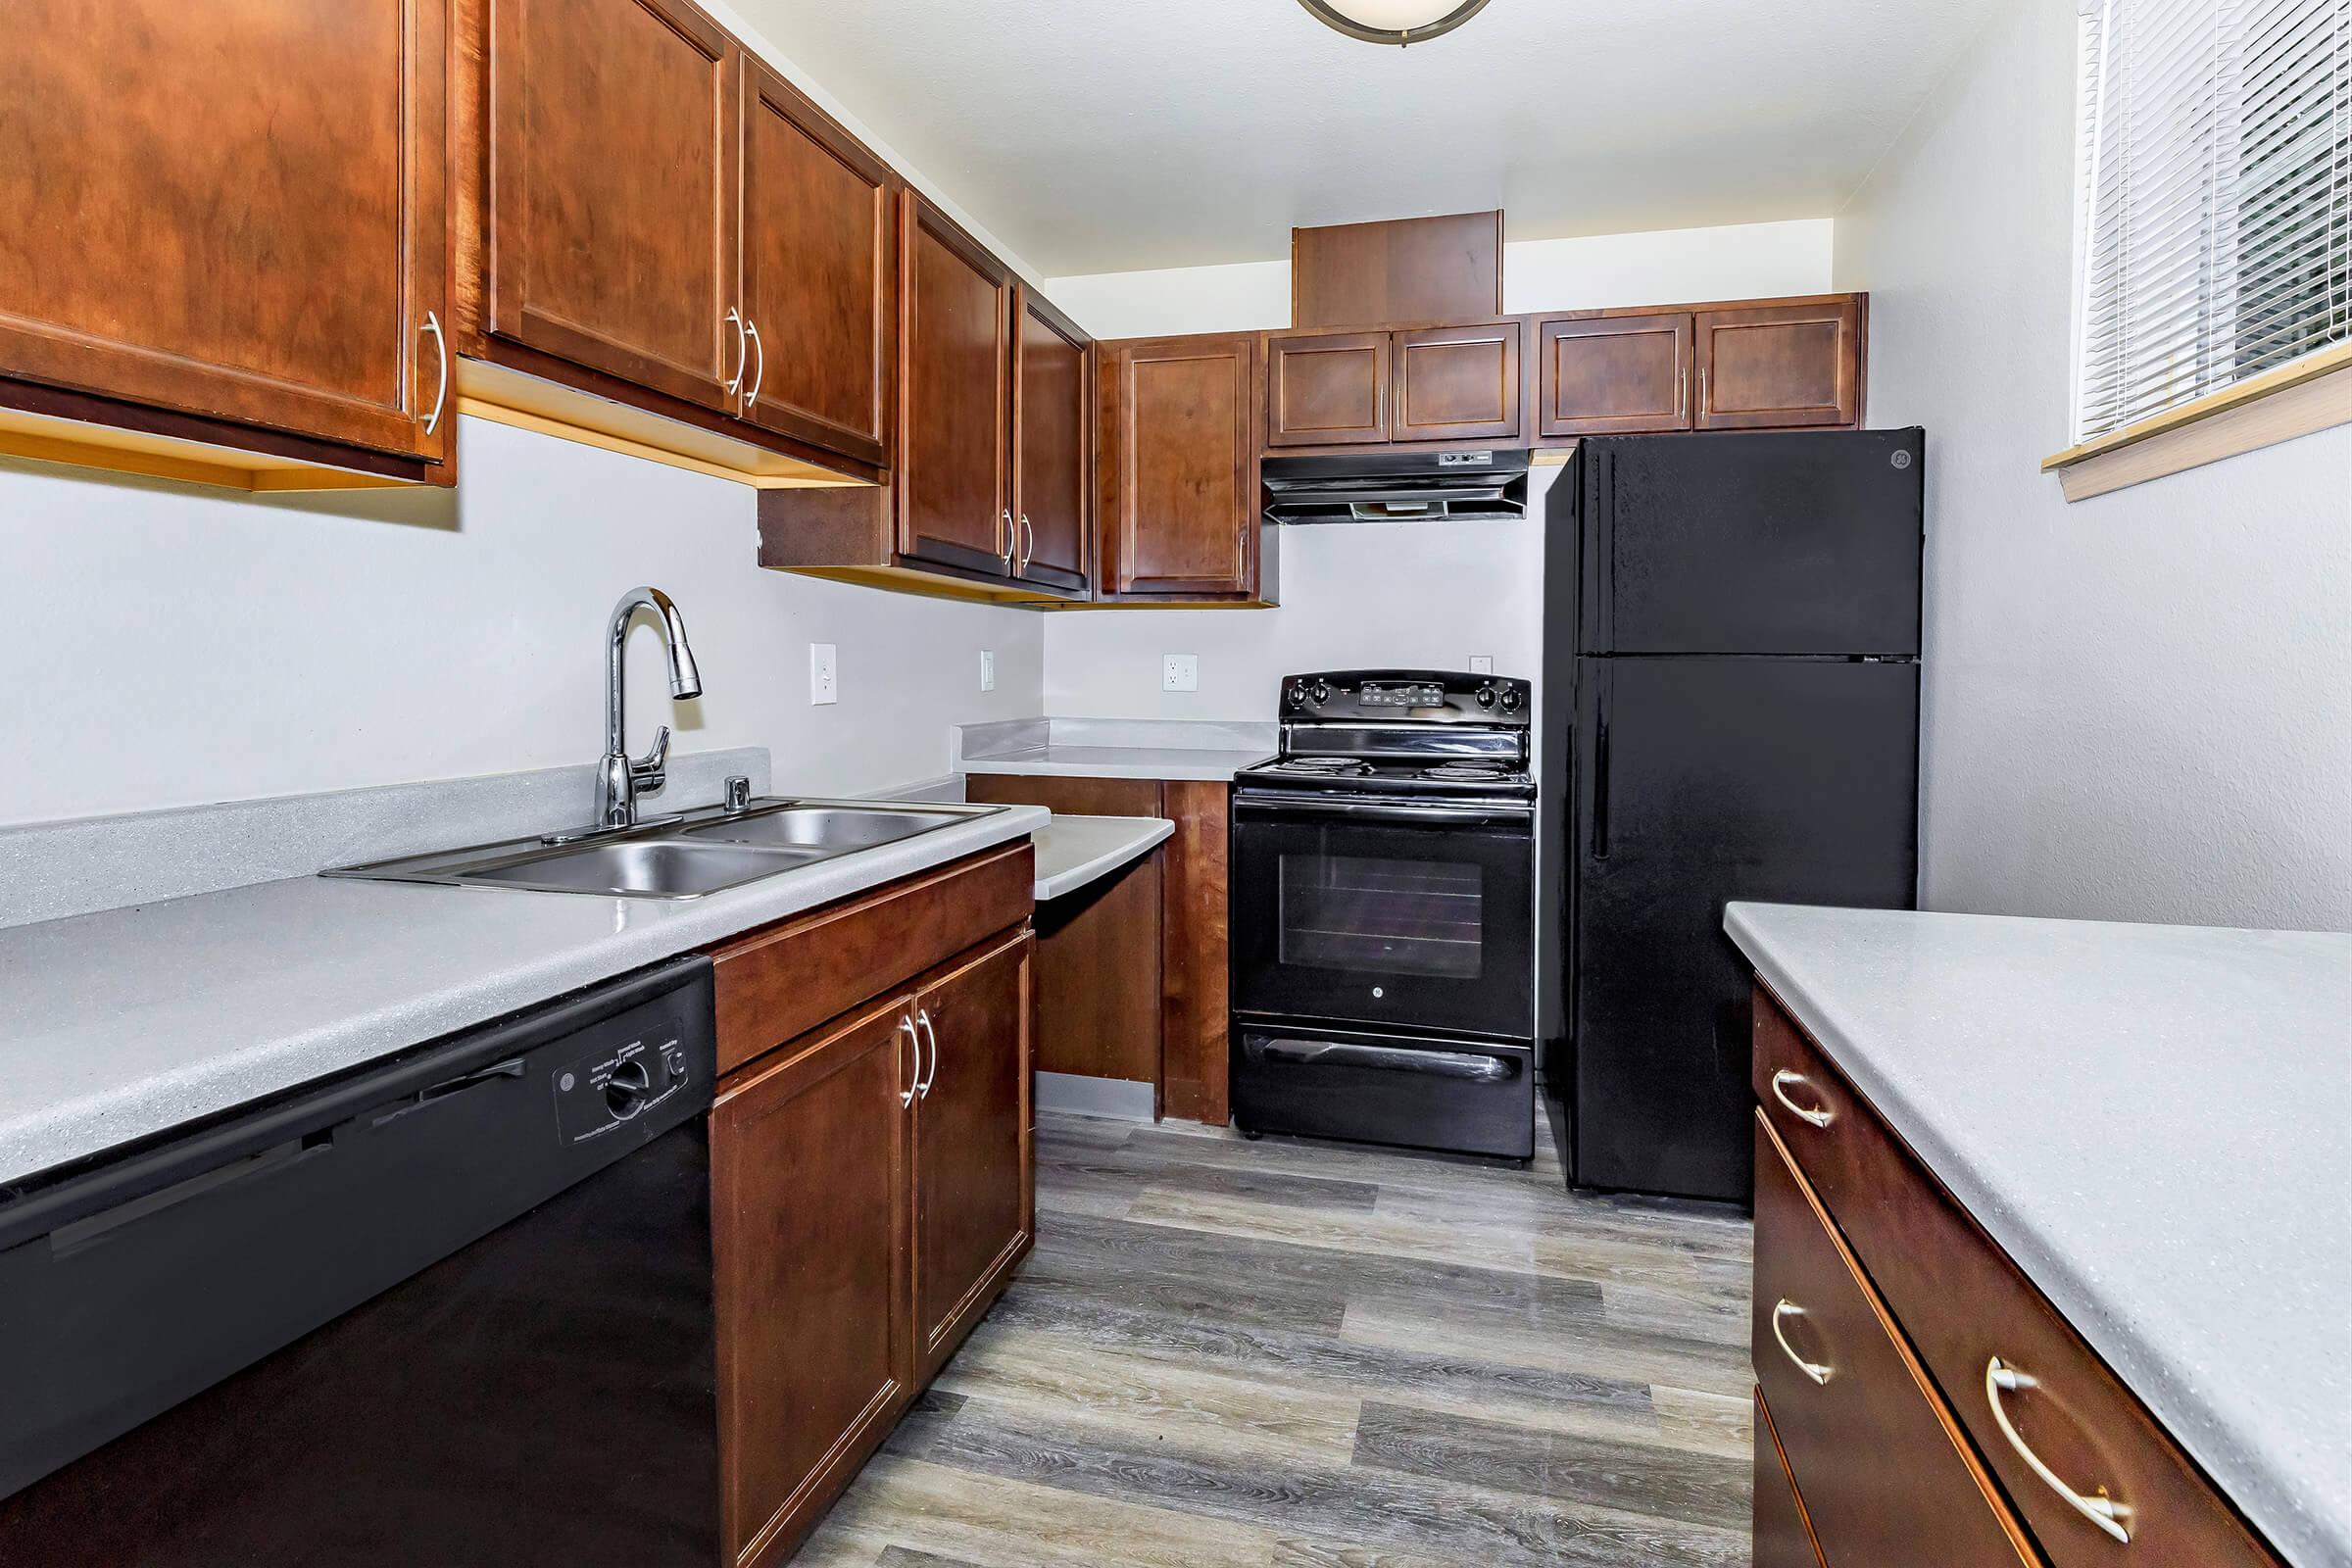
[1833,0,2352,931]
[1043,220,1836,725]
[0,418,1043,826]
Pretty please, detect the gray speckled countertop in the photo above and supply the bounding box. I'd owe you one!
[0,805,1046,1189]
[956,716,1274,783]
[1725,903,2352,1568]
[1030,814,1172,901]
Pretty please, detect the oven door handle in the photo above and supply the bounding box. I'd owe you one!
[1233,795,1532,829]
[1249,1038,1516,1082]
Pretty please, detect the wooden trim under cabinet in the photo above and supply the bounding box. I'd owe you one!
[1753,985,2285,1568]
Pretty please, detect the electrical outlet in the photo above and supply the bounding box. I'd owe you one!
[1161,654,1199,693]
[808,643,838,706]
[1468,655,1494,675]
[979,650,996,692]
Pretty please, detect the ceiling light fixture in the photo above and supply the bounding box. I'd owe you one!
[1296,0,1494,47]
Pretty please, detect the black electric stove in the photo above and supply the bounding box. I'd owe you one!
[1230,670,1538,1161]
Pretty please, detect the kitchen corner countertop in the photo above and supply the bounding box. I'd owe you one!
[955,716,1276,782]
[1725,902,2352,1568]
[0,805,1048,1191]
[1030,814,1173,901]
[962,744,1274,782]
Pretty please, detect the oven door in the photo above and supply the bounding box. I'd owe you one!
[1232,792,1535,1039]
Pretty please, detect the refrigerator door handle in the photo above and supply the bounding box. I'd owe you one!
[1591,449,1615,651]
[1589,664,1612,860]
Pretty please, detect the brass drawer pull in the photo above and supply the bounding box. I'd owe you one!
[1986,1357,2132,1544]
[1771,1298,1834,1385]
[1770,1069,1835,1128]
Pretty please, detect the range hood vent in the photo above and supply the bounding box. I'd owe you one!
[1262,449,1531,524]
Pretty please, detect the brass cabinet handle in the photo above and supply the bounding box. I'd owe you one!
[1771,1299,1834,1385]
[1770,1069,1835,1128]
[722,308,746,395]
[743,318,765,412]
[915,1008,940,1099]
[1986,1358,2132,1544]
[898,1015,920,1107]
[420,312,449,437]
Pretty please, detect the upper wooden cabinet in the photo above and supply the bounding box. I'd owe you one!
[1013,289,1094,595]
[760,193,1094,604]
[739,59,897,468]
[1266,318,1524,449]
[1098,332,1275,603]
[1292,211,1504,329]
[1266,331,1391,448]
[1695,298,1863,429]
[0,0,454,489]
[1534,294,1867,446]
[1536,313,1693,437]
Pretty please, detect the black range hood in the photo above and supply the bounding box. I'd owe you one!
[1261,448,1531,524]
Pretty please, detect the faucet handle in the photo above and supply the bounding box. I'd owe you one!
[631,724,671,790]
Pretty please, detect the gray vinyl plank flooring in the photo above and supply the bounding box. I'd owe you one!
[795,1106,1755,1567]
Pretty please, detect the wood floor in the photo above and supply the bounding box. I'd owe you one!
[794,1108,1757,1567]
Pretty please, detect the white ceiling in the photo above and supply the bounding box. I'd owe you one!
[735,0,2002,277]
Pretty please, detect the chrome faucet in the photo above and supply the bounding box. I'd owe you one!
[597,587,703,829]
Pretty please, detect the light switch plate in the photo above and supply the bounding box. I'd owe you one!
[1162,654,1199,693]
[1468,655,1495,675]
[979,650,996,692]
[809,643,838,706]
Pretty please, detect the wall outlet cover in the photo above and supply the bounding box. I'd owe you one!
[1469,655,1495,674]
[809,643,838,706]
[1161,654,1199,693]
[979,650,996,692]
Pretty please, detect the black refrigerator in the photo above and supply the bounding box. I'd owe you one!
[1538,429,1924,1203]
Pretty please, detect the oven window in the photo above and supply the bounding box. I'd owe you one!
[1278,853,1484,978]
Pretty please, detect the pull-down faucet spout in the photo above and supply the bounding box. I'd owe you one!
[598,586,702,829]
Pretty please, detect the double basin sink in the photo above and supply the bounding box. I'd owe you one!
[325,798,1006,900]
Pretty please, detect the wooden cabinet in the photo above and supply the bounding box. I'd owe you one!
[1695,299,1862,429]
[1096,333,1274,603]
[760,194,1094,604]
[1535,313,1692,437]
[965,775,1233,1124]
[1,0,454,489]
[738,58,897,468]
[1291,211,1504,330]
[1266,331,1391,447]
[1753,989,2284,1568]
[1265,318,1525,450]
[714,995,913,1567]
[1533,294,1866,445]
[1753,1392,1830,1568]
[710,845,1036,1566]
[1012,288,1093,595]
[911,932,1035,1381]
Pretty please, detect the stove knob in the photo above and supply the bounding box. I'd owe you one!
[1476,687,1496,709]
[1310,681,1330,705]
[1499,688,1523,712]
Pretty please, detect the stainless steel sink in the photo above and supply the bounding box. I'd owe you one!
[323,798,1006,899]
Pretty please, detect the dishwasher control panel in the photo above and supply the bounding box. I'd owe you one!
[552,1011,694,1145]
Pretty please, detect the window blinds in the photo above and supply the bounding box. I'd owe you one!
[2073,0,2350,443]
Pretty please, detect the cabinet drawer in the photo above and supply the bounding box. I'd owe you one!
[1753,1389,1828,1568]
[712,843,1033,1073]
[1754,1114,2039,1568]
[1753,989,2282,1568]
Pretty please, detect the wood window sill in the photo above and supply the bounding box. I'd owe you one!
[2044,341,2352,501]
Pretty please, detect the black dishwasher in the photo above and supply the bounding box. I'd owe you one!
[0,956,719,1566]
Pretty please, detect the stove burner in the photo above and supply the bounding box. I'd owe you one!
[1269,757,1373,776]
[1423,761,1511,781]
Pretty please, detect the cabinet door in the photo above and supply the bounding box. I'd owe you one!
[1392,319,1524,443]
[1694,299,1861,429]
[485,0,739,412]
[911,931,1033,1382]
[899,194,1014,576]
[1265,330,1390,447]
[1012,288,1093,595]
[1099,334,1261,598]
[713,995,915,1567]
[1535,313,1692,437]
[737,57,895,467]
[2,0,451,466]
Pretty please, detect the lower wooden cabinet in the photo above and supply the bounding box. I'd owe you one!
[709,849,1035,1567]
[912,931,1035,1381]
[1752,1390,1828,1568]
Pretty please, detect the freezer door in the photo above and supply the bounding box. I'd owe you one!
[1578,430,1923,657]
[1571,656,1918,1201]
